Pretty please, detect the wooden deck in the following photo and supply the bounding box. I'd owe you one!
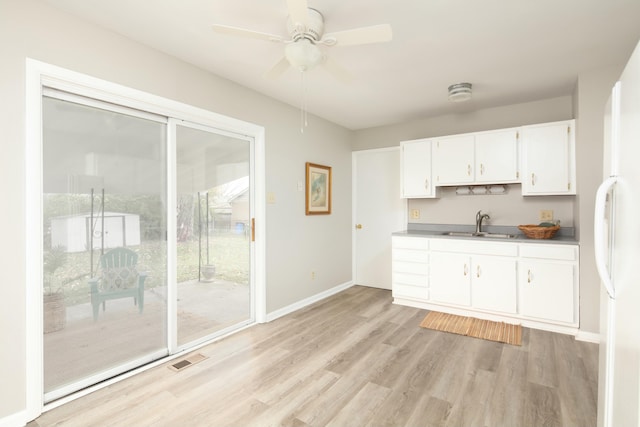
[44,279,250,393]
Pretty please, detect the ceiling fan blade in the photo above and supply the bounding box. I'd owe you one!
[322,57,353,83]
[212,24,284,43]
[322,24,393,47]
[266,57,291,79]
[286,0,309,29]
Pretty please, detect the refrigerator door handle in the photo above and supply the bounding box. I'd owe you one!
[595,176,618,299]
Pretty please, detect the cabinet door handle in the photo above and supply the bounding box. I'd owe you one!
[467,164,472,176]
[355,224,363,229]
[527,269,532,283]
[480,164,484,175]
[464,264,468,276]
[531,173,536,186]
[424,178,429,190]
[476,265,481,278]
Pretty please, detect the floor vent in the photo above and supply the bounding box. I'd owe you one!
[168,353,208,372]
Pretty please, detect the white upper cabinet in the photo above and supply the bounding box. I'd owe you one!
[521,120,576,195]
[433,134,475,185]
[474,128,520,183]
[401,138,435,198]
[433,128,519,186]
[401,120,575,197]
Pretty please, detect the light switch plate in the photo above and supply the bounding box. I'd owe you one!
[267,192,276,204]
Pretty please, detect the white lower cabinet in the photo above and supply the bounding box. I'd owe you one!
[430,252,471,306]
[430,242,517,312]
[391,236,579,331]
[391,236,428,301]
[471,256,517,314]
[518,243,578,324]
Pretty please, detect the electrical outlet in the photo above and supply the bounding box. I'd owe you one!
[311,271,316,280]
[539,210,554,222]
[410,209,420,219]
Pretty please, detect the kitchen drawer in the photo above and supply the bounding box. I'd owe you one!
[393,248,428,263]
[519,244,578,261]
[393,272,428,287]
[393,261,428,275]
[430,238,517,256]
[392,236,429,250]
[393,283,429,300]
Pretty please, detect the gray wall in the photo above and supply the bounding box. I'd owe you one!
[0,0,352,421]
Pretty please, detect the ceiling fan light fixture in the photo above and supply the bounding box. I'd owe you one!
[448,82,472,102]
[285,39,323,71]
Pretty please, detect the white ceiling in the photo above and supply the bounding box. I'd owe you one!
[42,0,640,130]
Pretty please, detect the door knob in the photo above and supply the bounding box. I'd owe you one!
[355,224,363,229]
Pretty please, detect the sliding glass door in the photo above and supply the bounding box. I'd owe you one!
[40,90,256,403]
[42,93,169,401]
[175,123,253,348]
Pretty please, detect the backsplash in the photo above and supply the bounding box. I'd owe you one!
[407,184,576,227]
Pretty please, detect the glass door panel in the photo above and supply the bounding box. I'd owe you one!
[175,124,252,347]
[42,94,168,401]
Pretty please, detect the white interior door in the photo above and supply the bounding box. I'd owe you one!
[353,148,405,289]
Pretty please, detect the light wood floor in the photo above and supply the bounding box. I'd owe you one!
[30,285,598,427]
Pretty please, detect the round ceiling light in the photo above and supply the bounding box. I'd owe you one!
[285,39,324,72]
[448,82,472,102]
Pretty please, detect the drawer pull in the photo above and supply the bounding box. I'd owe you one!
[476,265,481,278]
[464,264,468,276]
[527,269,532,283]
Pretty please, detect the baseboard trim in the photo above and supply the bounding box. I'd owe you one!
[0,410,27,427]
[266,281,354,322]
[575,330,600,344]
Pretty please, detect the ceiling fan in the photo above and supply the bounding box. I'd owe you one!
[212,0,393,81]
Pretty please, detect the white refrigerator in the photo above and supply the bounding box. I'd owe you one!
[595,39,640,427]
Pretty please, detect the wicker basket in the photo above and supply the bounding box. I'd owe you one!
[518,224,560,239]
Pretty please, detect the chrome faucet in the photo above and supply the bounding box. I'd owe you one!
[475,210,490,233]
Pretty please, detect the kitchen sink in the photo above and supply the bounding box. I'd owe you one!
[442,231,516,239]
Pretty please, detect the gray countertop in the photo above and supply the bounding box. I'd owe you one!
[393,223,578,245]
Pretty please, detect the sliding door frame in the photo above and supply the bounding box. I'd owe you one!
[25,59,266,420]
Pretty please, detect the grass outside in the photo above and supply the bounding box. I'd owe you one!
[48,232,250,305]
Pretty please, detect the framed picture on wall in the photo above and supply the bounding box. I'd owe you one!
[305,162,332,215]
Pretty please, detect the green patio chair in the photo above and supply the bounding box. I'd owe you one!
[88,247,147,321]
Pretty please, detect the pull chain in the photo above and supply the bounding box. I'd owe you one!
[299,70,309,133]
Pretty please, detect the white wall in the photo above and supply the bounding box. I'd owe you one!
[0,0,352,422]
